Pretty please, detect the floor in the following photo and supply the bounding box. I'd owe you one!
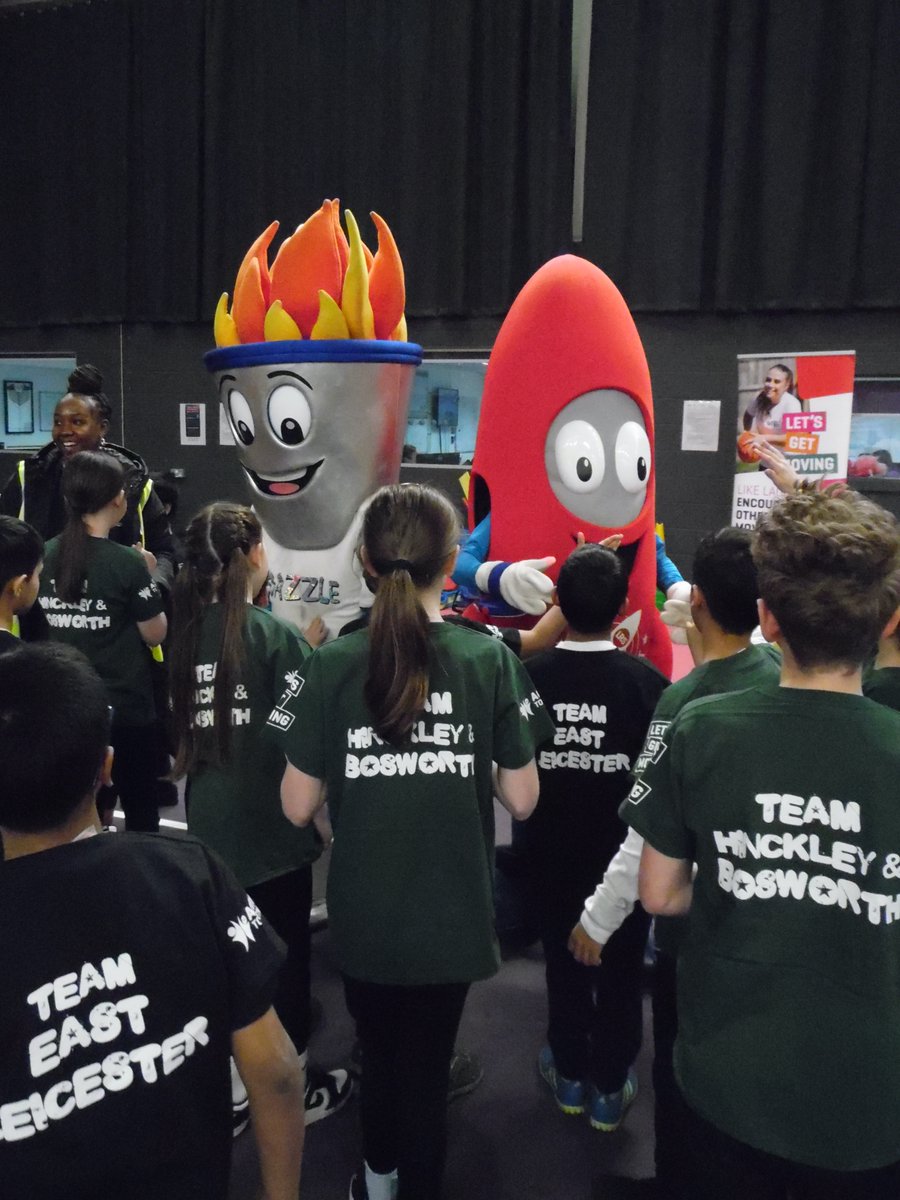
[227,930,657,1200]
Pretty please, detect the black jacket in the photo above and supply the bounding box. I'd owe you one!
[0,441,176,592]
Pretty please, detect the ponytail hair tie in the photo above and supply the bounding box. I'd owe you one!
[380,558,414,574]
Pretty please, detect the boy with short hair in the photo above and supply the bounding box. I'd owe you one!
[0,513,43,652]
[0,643,305,1200]
[569,526,779,1193]
[523,544,667,1130]
[631,489,900,1197]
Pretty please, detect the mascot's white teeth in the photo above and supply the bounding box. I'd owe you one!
[245,459,324,497]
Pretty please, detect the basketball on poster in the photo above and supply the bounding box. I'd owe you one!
[732,351,856,528]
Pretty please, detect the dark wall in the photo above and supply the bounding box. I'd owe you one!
[3,309,897,576]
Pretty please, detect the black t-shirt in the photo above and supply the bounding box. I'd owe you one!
[0,833,284,1200]
[523,642,668,906]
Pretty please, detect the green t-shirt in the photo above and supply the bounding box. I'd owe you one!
[40,537,163,725]
[641,643,780,955]
[187,605,318,889]
[272,622,555,985]
[624,681,900,1170]
[863,665,900,713]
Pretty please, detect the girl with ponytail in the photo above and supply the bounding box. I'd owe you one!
[38,451,167,831]
[168,501,351,1126]
[276,483,554,1200]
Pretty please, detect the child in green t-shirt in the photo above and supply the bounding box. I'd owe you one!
[631,489,900,1196]
[0,515,43,652]
[167,501,351,1130]
[276,483,554,1200]
[39,452,167,831]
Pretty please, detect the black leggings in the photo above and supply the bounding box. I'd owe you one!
[97,723,160,833]
[541,902,649,1092]
[343,975,469,1200]
[247,866,313,1056]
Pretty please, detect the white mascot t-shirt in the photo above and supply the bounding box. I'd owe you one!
[263,503,371,640]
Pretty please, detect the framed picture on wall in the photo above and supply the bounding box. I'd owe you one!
[39,389,63,432]
[4,380,34,434]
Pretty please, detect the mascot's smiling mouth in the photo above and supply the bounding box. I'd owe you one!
[244,460,324,497]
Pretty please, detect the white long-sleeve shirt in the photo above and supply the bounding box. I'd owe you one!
[579,825,644,944]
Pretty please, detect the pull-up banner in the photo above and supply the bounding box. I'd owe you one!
[732,351,856,529]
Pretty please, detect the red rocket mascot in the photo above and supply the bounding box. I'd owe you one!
[458,255,672,677]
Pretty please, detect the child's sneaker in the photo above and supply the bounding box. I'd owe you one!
[305,1065,353,1125]
[538,1045,585,1114]
[587,1068,637,1131]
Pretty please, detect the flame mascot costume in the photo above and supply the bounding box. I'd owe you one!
[204,202,421,636]
[457,255,673,677]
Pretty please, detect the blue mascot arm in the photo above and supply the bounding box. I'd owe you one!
[453,513,492,594]
[656,533,683,593]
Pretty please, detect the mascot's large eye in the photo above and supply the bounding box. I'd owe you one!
[615,422,651,494]
[553,420,605,493]
[268,385,312,446]
[227,390,255,445]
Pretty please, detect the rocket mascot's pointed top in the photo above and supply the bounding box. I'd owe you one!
[464,254,672,677]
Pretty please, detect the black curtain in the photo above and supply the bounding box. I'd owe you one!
[0,0,573,327]
[581,0,900,311]
[201,0,572,317]
[3,0,898,326]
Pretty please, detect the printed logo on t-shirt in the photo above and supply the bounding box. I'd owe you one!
[227,898,264,950]
[343,692,477,780]
[538,701,631,776]
[713,792,900,924]
[137,583,159,601]
[3,952,210,1144]
[634,720,670,774]
[40,589,112,631]
[626,778,652,806]
[268,571,340,607]
[266,669,304,731]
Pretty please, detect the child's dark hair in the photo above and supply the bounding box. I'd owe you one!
[556,544,627,635]
[753,488,900,670]
[67,363,112,425]
[0,643,110,832]
[56,451,124,603]
[693,527,760,635]
[363,484,460,744]
[170,503,262,776]
[0,515,43,593]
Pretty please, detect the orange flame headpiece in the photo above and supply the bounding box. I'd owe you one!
[214,200,407,347]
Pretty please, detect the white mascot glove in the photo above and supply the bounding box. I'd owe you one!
[475,557,556,616]
[661,580,692,645]
[666,580,691,604]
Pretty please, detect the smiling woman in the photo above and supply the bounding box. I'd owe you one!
[0,365,176,595]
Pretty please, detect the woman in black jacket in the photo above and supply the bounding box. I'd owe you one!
[0,364,176,591]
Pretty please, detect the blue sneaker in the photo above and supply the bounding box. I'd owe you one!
[538,1046,585,1114]
[587,1068,638,1131]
